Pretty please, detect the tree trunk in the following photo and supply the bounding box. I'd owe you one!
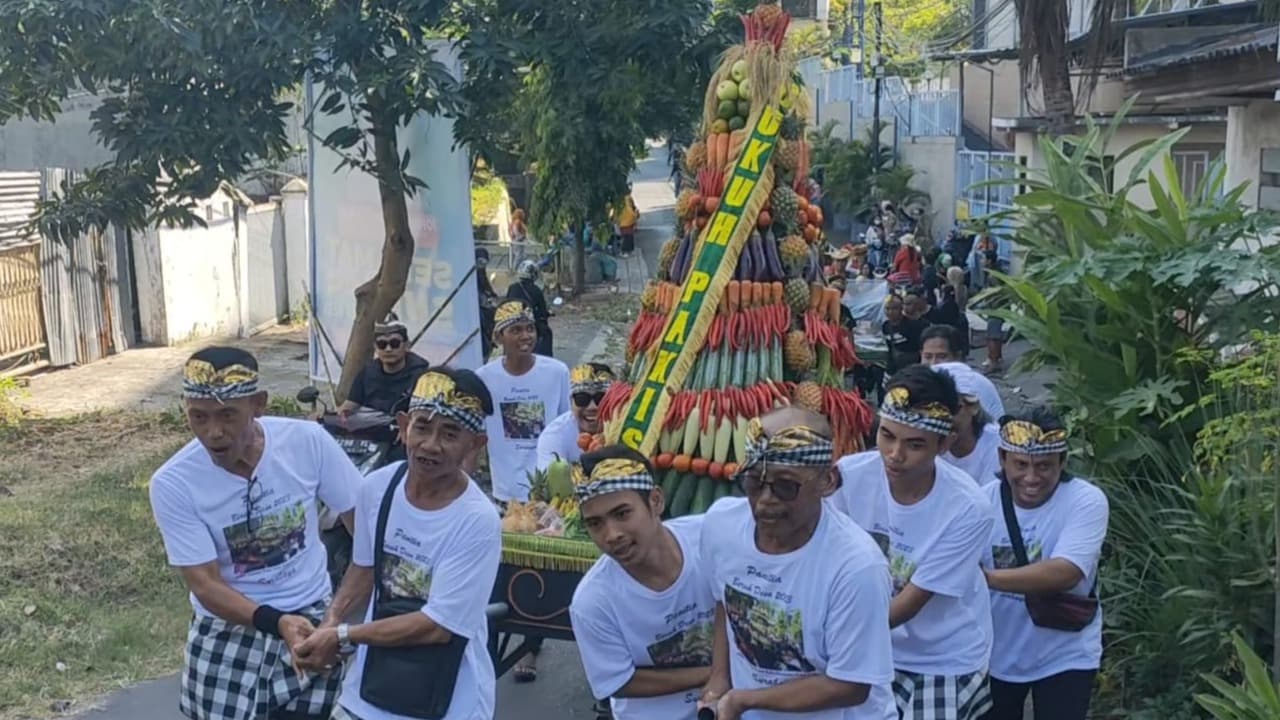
[573,219,586,297]
[334,104,417,401]
[1039,49,1076,134]
[1014,0,1076,134]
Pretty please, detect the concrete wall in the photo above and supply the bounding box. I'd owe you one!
[0,94,112,171]
[155,197,244,343]
[1226,101,1280,210]
[900,135,959,242]
[281,180,309,316]
[245,201,287,332]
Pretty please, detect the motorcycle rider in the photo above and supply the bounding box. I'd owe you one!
[339,313,430,419]
[506,260,554,357]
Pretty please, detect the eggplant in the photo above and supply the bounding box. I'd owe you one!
[803,247,820,283]
[749,231,769,282]
[672,232,693,284]
[737,234,755,281]
[762,232,786,280]
[734,251,748,281]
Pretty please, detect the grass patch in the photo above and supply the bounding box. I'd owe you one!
[0,412,192,719]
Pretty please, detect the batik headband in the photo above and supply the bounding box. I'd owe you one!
[182,359,261,402]
[734,417,834,478]
[999,419,1068,456]
[494,301,535,333]
[374,316,408,336]
[407,372,486,433]
[879,386,954,436]
[570,364,615,395]
[574,457,655,502]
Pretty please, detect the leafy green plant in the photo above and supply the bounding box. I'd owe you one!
[807,122,930,220]
[982,106,1280,466]
[0,377,23,427]
[1195,634,1280,719]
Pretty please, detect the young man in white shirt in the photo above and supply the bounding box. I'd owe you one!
[570,445,716,720]
[935,366,1002,487]
[475,299,570,681]
[294,368,503,720]
[981,408,1109,720]
[699,407,896,720]
[536,363,616,470]
[148,346,362,720]
[833,365,995,720]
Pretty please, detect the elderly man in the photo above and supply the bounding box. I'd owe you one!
[536,363,616,470]
[698,407,896,720]
[148,346,362,720]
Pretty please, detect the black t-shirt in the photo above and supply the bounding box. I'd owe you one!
[881,317,928,372]
[348,353,431,414]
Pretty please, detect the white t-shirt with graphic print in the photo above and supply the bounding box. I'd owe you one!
[941,424,1002,486]
[149,417,361,617]
[699,498,897,720]
[983,477,1108,683]
[833,452,994,676]
[570,515,715,720]
[339,462,502,720]
[536,410,582,471]
[477,356,571,502]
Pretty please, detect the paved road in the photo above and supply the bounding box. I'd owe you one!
[70,147,675,720]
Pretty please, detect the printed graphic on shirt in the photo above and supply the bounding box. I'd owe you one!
[992,540,1042,569]
[381,553,433,599]
[888,553,918,594]
[222,501,308,577]
[646,615,714,668]
[724,585,815,674]
[500,400,547,440]
[870,531,891,558]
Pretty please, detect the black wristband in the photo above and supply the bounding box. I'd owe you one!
[252,605,285,637]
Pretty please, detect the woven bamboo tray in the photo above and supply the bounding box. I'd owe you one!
[500,532,600,574]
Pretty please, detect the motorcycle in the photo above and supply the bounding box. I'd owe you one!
[296,386,399,590]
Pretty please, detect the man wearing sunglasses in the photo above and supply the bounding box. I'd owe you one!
[832,365,995,720]
[698,407,896,720]
[148,346,363,720]
[339,313,431,419]
[536,363,615,470]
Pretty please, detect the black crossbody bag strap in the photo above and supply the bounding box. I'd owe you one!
[372,462,410,607]
[999,480,1030,566]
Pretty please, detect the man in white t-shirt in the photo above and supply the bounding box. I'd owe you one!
[935,366,1001,486]
[475,299,570,681]
[699,407,896,720]
[832,365,994,720]
[570,445,716,720]
[148,346,362,720]
[293,368,503,720]
[536,362,616,470]
[981,408,1109,720]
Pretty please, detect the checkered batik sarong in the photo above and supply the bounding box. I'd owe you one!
[892,669,993,720]
[180,600,342,720]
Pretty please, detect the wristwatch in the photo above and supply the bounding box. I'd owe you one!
[336,623,353,654]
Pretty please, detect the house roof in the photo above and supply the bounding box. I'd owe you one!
[1125,23,1278,76]
[993,111,1227,132]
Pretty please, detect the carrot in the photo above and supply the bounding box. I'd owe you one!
[752,281,765,307]
[771,281,784,306]
[655,452,675,470]
[673,454,693,473]
[728,281,741,312]
[691,457,711,476]
[827,288,842,324]
[720,132,731,169]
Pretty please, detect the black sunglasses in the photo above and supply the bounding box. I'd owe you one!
[573,392,606,408]
[740,472,803,502]
[375,338,404,350]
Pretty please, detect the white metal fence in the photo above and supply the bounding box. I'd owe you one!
[812,65,959,137]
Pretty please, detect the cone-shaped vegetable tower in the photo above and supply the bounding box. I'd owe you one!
[590,2,873,518]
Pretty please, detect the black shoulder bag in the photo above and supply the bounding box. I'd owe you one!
[360,463,469,719]
[999,480,1099,633]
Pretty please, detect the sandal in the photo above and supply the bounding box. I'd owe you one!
[513,664,538,683]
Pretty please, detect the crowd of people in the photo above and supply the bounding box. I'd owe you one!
[145,296,1108,720]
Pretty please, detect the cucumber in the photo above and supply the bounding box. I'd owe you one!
[659,468,681,499]
[718,343,733,387]
[690,476,716,515]
[670,473,698,517]
[714,481,733,503]
[704,346,720,390]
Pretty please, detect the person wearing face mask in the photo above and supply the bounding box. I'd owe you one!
[339,313,431,419]
[570,445,716,720]
[698,407,896,720]
[980,409,1108,720]
[832,365,995,720]
[536,363,616,470]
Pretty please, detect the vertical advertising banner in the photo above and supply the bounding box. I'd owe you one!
[307,42,481,383]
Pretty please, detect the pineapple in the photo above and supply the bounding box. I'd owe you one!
[779,113,804,141]
[784,330,815,373]
[794,381,823,412]
[641,282,659,313]
[771,185,800,234]
[675,189,700,221]
[774,139,799,172]
[755,1,783,29]
[685,141,707,172]
[784,277,810,315]
[779,235,808,276]
[658,237,681,277]
[527,468,550,503]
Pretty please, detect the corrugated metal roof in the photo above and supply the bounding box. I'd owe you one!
[1126,23,1278,75]
[0,171,41,251]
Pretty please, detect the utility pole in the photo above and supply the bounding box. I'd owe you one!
[856,0,866,76]
[871,1,883,173]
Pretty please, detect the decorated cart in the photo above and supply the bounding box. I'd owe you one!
[485,0,875,681]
